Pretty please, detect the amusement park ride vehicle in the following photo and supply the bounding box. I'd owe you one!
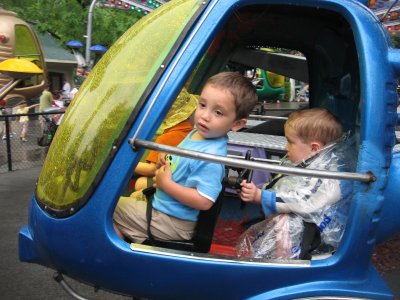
[18,0,400,299]
[0,8,47,106]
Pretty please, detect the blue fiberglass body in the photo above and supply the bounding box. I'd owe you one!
[19,0,400,299]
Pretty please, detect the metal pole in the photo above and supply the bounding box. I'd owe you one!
[131,138,376,183]
[248,114,288,120]
[4,116,12,171]
[0,79,21,100]
[85,0,98,67]
[53,272,89,300]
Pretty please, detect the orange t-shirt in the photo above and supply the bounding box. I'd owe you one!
[146,120,193,163]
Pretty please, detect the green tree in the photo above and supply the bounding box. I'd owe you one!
[1,0,141,48]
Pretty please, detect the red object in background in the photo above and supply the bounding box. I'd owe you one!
[390,12,399,19]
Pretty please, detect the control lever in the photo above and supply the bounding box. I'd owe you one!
[223,150,253,189]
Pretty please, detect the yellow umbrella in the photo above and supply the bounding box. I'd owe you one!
[0,58,44,100]
[0,58,43,79]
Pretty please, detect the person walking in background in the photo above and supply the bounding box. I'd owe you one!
[62,79,71,98]
[16,101,39,142]
[39,86,53,112]
[39,86,53,131]
[1,99,17,140]
[69,86,79,101]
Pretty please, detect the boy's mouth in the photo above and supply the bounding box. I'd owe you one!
[197,122,208,132]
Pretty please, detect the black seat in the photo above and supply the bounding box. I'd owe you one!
[142,187,224,253]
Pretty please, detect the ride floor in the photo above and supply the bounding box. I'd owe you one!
[211,191,264,255]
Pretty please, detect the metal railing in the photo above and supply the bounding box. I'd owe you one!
[0,109,64,173]
[131,138,375,183]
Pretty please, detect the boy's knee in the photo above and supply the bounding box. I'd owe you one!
[113,222,125,239]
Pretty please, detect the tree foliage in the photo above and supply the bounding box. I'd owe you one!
[1,0,141,49]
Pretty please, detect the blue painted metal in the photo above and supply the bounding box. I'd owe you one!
[378,150,400,243]
[18,0,400,299]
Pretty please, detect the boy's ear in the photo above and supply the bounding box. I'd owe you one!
[231,118,247,132]
[311,141,322,152]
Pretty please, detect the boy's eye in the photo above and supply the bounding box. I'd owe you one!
[199,102,206,108]
[215,110,223,116]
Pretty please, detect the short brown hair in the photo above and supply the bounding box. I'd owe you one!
[285,108,342,146]
[205,72,257,120]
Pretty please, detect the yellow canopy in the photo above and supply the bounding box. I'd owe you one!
[0,58,43,79]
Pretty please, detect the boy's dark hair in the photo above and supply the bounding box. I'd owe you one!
[285,108,342,146]
[206,72,257,119]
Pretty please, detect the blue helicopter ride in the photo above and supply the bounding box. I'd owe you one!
[19,0,400,299]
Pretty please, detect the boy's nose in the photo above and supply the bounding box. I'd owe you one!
[200,110,211,121]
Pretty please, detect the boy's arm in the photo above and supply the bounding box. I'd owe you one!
[240,181,277,216]
[260,190,278,216]
[134,161,157,176]
[154,163,213,210]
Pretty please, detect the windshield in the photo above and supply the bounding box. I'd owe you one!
[15,24,44,86]
[36,0,203,215]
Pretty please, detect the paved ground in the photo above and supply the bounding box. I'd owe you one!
[0,167,130,300]
[1,166,399,299]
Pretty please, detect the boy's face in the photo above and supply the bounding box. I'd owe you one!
[285,127,320,163]
[194,84,245,139]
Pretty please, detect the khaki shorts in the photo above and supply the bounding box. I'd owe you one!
[113,191,196,243]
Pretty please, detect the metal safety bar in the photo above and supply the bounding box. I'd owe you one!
[228,154,281,164]
[248,114,288,120]
[130,138,375,183]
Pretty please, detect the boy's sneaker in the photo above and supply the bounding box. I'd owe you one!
[1,135,6,140]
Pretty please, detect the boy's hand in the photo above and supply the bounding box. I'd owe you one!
[156,152,167,169]
[153,160,172,190]
[239,180,261,203]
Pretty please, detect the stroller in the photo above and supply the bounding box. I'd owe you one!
[37,107,63,147]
